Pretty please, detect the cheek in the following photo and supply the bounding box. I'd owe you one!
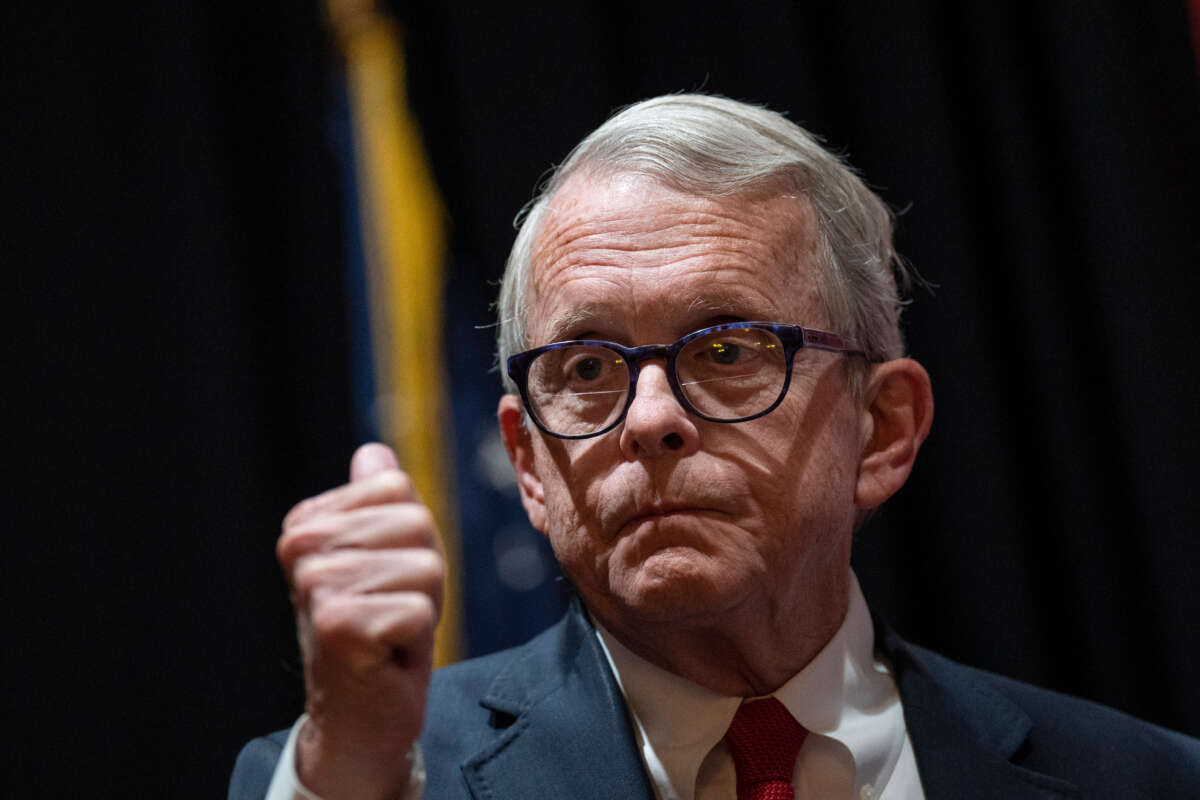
[540,479,585,543]
[739,399,861,533]
[531,447,612,573]
[534,436,626,536]
[539,490,593,584]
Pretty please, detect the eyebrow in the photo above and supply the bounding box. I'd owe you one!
[541,291,769,345]
[684,292,762,319]
[542,304,613,343]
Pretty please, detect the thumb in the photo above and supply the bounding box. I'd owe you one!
[349,442,400,482]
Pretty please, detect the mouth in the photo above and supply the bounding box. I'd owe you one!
[620,504,713,531]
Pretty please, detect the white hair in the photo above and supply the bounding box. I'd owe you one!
[496,93,909,398]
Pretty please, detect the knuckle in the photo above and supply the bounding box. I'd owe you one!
[408,504,438,541]
[276,529,303,571]
[291,556,327,598]
[282,494,325,530]
[403,592,438,630]
[281,501,307,532]
[411,548,446,585]
[277,524,325,572]
[376,470,412,499]
[415,593,439,626]
[310,593,354,639]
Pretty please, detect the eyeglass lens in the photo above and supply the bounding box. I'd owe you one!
[525,327,789,436]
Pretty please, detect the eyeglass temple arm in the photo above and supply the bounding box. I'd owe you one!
[802,327,863,354]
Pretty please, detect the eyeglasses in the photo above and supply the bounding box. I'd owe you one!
[506,321,867,440]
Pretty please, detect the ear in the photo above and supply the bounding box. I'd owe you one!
[498,393,548,533]
[855,358,934,510]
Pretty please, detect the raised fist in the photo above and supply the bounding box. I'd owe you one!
[276,443,444,799]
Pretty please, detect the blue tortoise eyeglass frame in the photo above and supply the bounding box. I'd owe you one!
[506,321,871,440]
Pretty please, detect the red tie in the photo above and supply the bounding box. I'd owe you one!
[723,698,809,800]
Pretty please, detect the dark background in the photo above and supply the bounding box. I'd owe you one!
[9,1,1200,796]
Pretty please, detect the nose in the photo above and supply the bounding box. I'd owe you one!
[618,364,700,459]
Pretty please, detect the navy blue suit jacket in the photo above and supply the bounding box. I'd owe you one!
[230,601,1200,798]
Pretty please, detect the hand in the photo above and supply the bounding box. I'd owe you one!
[277,443,444,800]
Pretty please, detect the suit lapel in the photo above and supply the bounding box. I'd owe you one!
[461,601,657,800]
[459,602,1084,799]
[878,621,1081,799]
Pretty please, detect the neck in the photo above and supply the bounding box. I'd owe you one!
[588,569,852,697]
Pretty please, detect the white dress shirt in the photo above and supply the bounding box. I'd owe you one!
[264,715,424,800]
[593,572,925,800]
[267,571,923,800]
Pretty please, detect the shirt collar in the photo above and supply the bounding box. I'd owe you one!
[594,571,903,800]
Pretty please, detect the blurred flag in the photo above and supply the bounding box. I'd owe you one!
[326,0,461,666]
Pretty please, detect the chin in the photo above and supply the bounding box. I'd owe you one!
[608,548,745,623]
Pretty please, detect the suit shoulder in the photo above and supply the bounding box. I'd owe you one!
[906,643,1200,789]
[227,730,289,800]
[909,642,1194,739]
[428,609,578,703]
[419,611,587,797]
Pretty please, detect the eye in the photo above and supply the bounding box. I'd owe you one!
[708,341,742,365]
[681,328,781,374]
[574,356,604,381]
[559,350,624,386]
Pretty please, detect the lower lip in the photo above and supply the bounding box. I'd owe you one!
[626,509,707,527]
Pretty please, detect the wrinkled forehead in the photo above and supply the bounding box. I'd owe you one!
[526,172,826,343]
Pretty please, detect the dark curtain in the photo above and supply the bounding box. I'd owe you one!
[10,1,1199,796]
[10,3,351,795]
[399,0,1200,736]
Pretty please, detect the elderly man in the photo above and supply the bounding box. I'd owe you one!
[230,95,1200,799]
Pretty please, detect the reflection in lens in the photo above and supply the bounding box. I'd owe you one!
[678,328,786,419]
[527,345,629,436]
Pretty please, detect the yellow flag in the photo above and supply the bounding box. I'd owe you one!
[330,3,461,667]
